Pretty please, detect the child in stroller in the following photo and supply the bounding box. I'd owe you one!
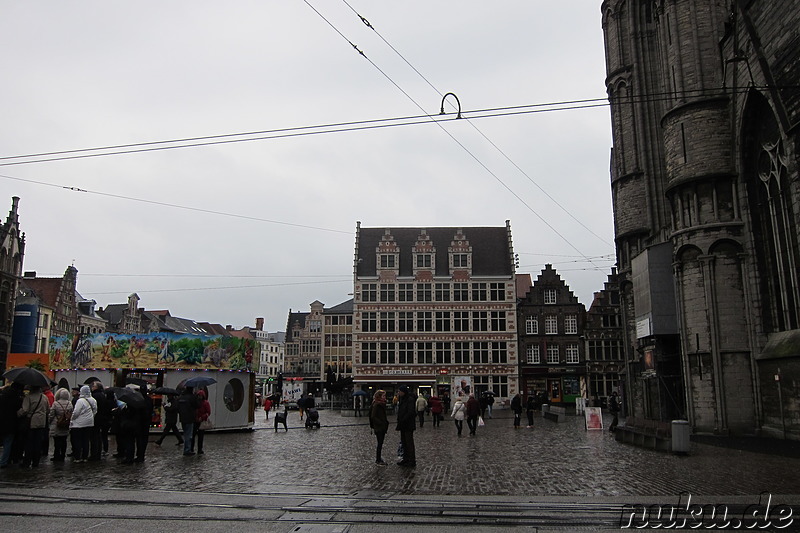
[304,408,320,429]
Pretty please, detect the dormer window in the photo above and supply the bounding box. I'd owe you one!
[416,254,432,268]
[453,253,468,268]
[544,289,557,304]
[379,254,396,269]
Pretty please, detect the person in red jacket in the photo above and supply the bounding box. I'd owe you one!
[263,397,273,420]
[193,390,211,454]
[429,396,443,427]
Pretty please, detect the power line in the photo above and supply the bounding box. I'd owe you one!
[302,0,607,271]
[0,173,354,235]
[0,86,789,167]
[86,278,353,296]
[340,0,614,247]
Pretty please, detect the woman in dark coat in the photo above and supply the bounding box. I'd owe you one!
[369,390,389,465]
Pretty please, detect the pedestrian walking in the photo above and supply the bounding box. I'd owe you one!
[486,393,495,418]
[465,394,480,436]
[526,394,536,428]
[429,396,443,427]
[178,386,199,456]
[451,397,466,436]
[415,393,427,428]
[155,394,183,447]
[478,394,488,419]
[368,390,389,465]
[354,395,362,417]
[441,392,451,415]
[49,388,72,462]
[263,397,273,420]
[69,385,97,463]
[511,393,523,429]
[609,391,620,432]
[395,385,416,467]
[194,390,211,454]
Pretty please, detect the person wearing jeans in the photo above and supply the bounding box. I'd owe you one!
[177,387,199,455]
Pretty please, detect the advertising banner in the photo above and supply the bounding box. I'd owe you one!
[49,332,255,371]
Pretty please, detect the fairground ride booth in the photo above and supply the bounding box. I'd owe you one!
[49,332,256,431]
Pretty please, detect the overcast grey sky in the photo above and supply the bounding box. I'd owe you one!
[1,2,614,332]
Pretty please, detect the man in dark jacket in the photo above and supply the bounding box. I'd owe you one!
[395,385,416,467]
[177,387,199,455]
[465,394,480,436]
[0,382,24,468]
[510,393,523,429]
[90,382,112,461]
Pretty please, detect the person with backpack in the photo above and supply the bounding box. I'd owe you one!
[49,388,73,462]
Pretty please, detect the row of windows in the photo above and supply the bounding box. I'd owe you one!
[360,341,508,365]
[525,344,581,364]
[324,334,352,347]
[523,315,578,335]
[361,310,509,333]
[378,253,469,270]
[325,316,353,326]
[587,340,624,361]
[361,282,507,303]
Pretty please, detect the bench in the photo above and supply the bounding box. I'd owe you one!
[614,416,672,451]
[542,404,566,422]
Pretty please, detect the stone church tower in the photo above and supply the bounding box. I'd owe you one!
[602,0,800,439]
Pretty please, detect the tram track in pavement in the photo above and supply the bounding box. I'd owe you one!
[0,482,625,529]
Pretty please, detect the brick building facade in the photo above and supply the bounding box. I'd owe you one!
[602,0,800,438]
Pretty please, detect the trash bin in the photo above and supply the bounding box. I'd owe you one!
[671,420,690,454]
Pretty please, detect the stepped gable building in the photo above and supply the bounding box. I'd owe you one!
[352,223,518,402]
[517,264,586,406]
[1,197,25,371]
[97,293,141,334]
[584,268,624,407]
[602,1,800,438]
[19,267,79,339]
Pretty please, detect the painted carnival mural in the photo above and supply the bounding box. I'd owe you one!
[49,332,255,371]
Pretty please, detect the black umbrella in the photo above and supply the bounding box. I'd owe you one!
[183,376,217,388]
[84,376,102,385]
[351,390,369,397]
[125,377,150,389]
[481,391,496,396]
[107,387,147,408]
[3,367,50,387]
[151,387,180,396]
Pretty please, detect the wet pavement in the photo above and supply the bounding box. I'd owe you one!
[2,408,798,498]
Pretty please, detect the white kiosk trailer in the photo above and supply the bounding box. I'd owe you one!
[50,332,256,431]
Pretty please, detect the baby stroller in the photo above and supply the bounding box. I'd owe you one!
[305,408,320,429]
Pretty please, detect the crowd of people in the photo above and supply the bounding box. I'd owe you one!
[368,388,551,468]
[0,379,212,468]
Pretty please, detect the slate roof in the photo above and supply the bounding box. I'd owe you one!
[325,298,354,314]
[355,226,513,278]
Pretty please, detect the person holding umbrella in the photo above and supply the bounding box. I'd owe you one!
[69,385,97,463]
[193,389,211,455]
[0,381,25,468]
[177,386,199,455]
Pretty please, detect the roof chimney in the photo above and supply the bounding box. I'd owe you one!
[23,271,36,278]
[255,317,264,331]
[226,325,233,331]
